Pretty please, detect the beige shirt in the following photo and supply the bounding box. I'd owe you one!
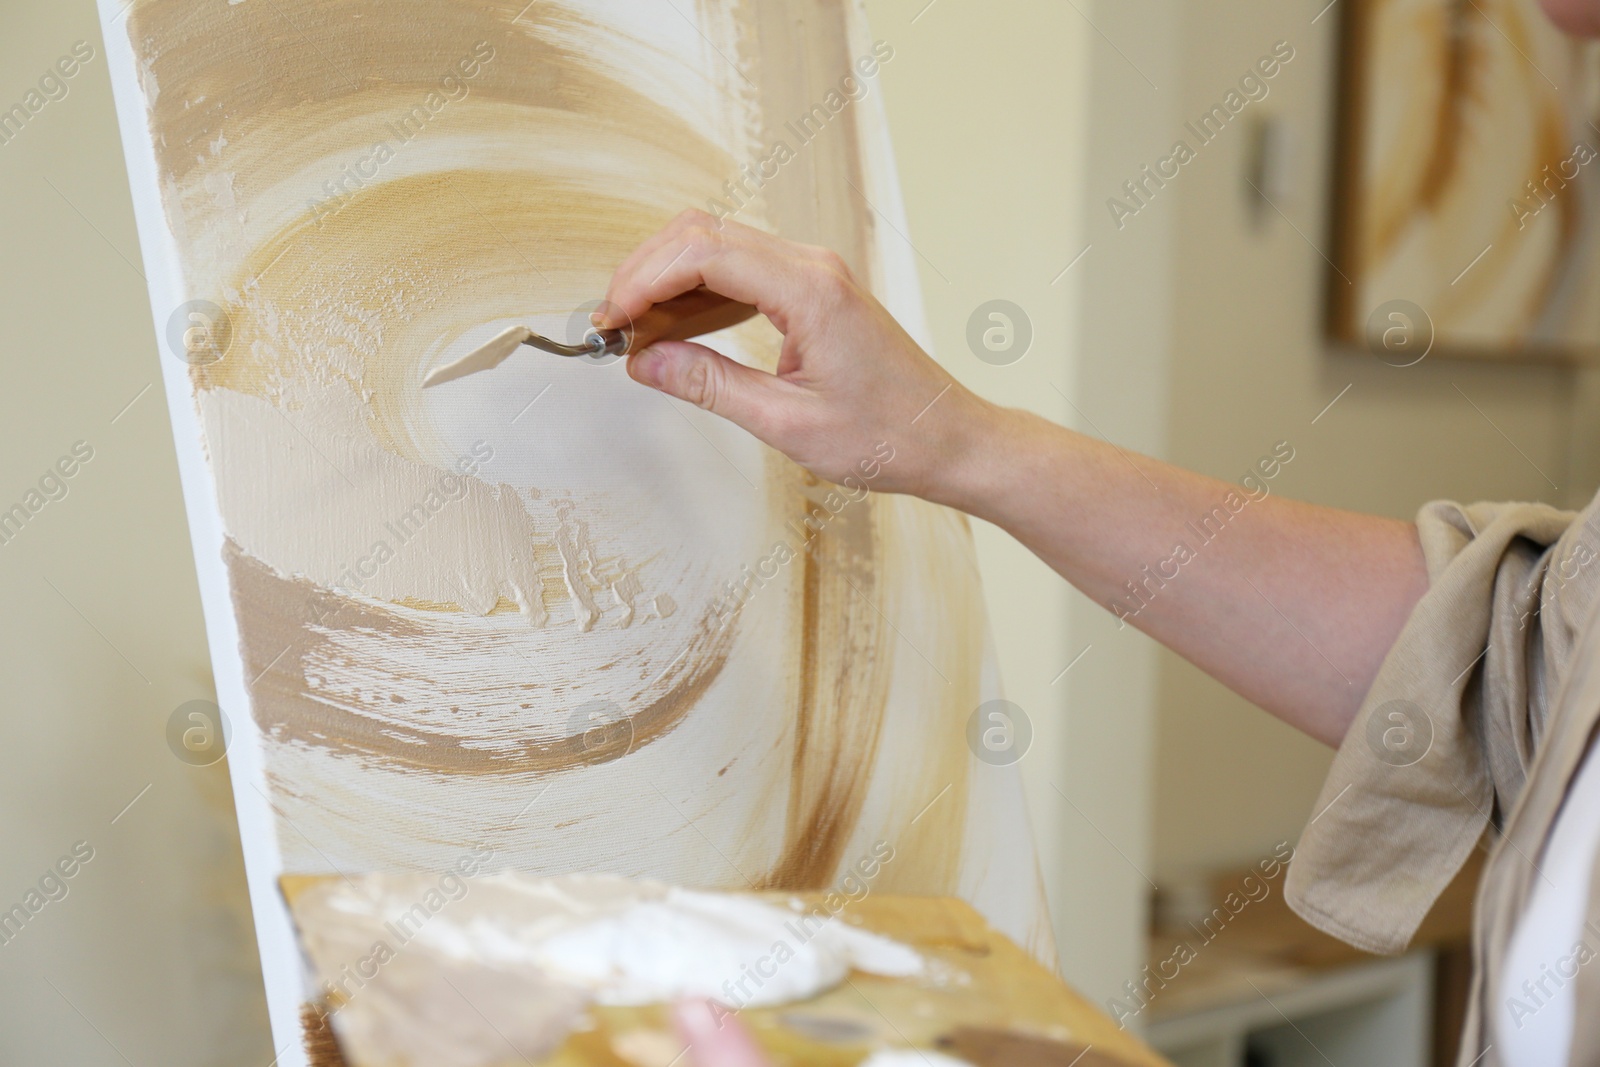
[1285,496,1600,1067]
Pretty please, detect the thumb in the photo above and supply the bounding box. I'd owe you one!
[671,999,769,1066]
[627,340,785,437]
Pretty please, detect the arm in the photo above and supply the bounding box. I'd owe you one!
[602,212,1429,746]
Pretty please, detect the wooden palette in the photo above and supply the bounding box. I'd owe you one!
[281,878,1171,1067]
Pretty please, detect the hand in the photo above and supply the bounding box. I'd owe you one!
[672,1000,772,1067]
[601,210,999,504]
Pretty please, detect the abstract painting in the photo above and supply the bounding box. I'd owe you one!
[98,1,1049,1059]
[1329,0,1600,356]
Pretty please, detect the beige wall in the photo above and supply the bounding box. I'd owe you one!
[870,0,1176,1014]
[1150,0,1586,883]
[0,2,270,1063]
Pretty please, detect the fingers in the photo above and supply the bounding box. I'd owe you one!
[602,211,836,335]
[672,1000,770,1067]
[606,212,783,309]
[627,340,797,445]
[602,212,701,310]
[602,210,723,324]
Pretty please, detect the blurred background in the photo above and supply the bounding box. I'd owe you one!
[2,0,1593,1064]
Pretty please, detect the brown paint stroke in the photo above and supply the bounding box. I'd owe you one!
[227,538,732,774]
[759,479,895,888]
[1388,0,1577,300]
[733,0,901,887]
[300,1002,348,1067]
[740,0,876,276]
[1409,0,1482,220]
[1364,0,1470,260]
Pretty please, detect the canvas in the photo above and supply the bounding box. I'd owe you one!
[98,1,1050,1059]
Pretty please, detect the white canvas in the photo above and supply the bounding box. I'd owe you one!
[97,1,1051,1059]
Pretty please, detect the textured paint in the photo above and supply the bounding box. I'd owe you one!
[288,872,922,1066]
[110,0,1050,1056]
[227,540,734,774]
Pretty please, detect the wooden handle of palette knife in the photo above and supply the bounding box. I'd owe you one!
[624,287,760,354]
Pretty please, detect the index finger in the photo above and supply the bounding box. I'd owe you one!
[600,214,808,329]
[600,209,708,317]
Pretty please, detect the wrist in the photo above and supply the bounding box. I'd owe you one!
[915,391,1034,520]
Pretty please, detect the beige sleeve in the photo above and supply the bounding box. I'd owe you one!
[1283,498,1595,955]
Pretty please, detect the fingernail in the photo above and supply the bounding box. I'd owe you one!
[629,346,665,387]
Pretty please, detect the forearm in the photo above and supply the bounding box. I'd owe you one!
[936,404,1429,745]
[601,215,1429,743]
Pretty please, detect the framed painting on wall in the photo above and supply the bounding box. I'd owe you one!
[1328,0,1600,359]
